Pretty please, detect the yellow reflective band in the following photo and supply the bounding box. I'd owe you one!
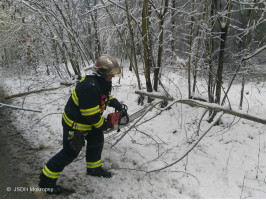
[109,95,114,100]
[80,76,86,82]
[107,95,113,106]
[71,88,79,106]
[80,105,100,116]
[42,165,60,179]
[86,160,102,169]
[93,116,104,128]
[63,111,92,131]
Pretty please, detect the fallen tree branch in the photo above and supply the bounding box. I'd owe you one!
[60,82,75,86]
[35,112,62,125]
[135,90,174,101]
[0,103,42,113]
[148,112,224,173]
[178,99,266,125]
[110,101,163,148]
[170,170,200,185]
[134,90,266,125]
[5,86,63,100]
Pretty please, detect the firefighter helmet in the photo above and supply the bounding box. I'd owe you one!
[94,54,121,76]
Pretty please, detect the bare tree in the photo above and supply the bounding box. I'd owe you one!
[142,0,153,102]
[153,0,169,92]
[239,0,258,110]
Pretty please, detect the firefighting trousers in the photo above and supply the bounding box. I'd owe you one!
[39,126,104,186]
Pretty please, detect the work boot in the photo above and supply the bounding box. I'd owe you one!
[38,181,63,195]
[87,167,112,178]
[39,173,63,195]
[39,183,63,195]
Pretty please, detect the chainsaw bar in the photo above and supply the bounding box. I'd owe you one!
[105,104,150,134]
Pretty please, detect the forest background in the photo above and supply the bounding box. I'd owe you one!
[0,0,266,198]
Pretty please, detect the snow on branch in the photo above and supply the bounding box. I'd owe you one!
[242,44,266,61]
[135,90,174,101]
[0,103,42,113]
[178,99,266,125]
[4,86,64,100]
[135,90,266,125]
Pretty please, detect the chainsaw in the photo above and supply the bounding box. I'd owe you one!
[105,104,150,134]
[107,104,129,131]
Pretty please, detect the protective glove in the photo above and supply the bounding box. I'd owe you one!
[100,119,113,131]
[68,130,85,153]
[109,98,123,111]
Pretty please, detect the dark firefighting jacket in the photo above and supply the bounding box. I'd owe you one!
[62,75,117,131]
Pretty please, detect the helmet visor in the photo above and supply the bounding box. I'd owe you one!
[108,66,121,76]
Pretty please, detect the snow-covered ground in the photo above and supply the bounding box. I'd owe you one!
[0,62,265,199]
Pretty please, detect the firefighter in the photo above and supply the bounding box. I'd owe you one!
[39,55,125,194]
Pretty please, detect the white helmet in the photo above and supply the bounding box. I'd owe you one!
[94,54,121,76]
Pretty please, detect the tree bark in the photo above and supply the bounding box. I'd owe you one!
[142,0,153,102]
[239,0,257,110]
[187,0,195,98]
[215,1,232,105]
[125,0,143,104]
[92,0,101,58]
[208,0,232,123]
[154,0,169,92]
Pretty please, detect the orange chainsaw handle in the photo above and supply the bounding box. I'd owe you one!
[107,112,122,125]
[107,104,129,129]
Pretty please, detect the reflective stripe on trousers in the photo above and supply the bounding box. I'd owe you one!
[86,160,102,169]
[42,165,61,179]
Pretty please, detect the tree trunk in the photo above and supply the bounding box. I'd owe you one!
[125,0,143,104]
[170,0,176,53]
[208,0,232,123]
[92,0,101,58]
[239,0,257,110]
[192,2,207,95]
[142,0,153,102]
[154,0,169,92]
[215,0,232,105]
[207,0,216,105]
[187,0,195,98]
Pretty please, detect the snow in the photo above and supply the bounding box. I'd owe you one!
[243,44,266,61]
[0,62,266,199]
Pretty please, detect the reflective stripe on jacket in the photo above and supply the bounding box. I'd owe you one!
[62,75,114,131]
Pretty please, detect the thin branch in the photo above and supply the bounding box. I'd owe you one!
[170,170,200,185]
[110,101,163,148]
[242,44,266,61]
[34,112,62,125]
[196,109,208,136]
[240,171,248,199]
[148,112,224,173]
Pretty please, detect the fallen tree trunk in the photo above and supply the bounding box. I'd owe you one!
[0,103,42,113]
[135,90,266,125]
[5,86,63,100]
